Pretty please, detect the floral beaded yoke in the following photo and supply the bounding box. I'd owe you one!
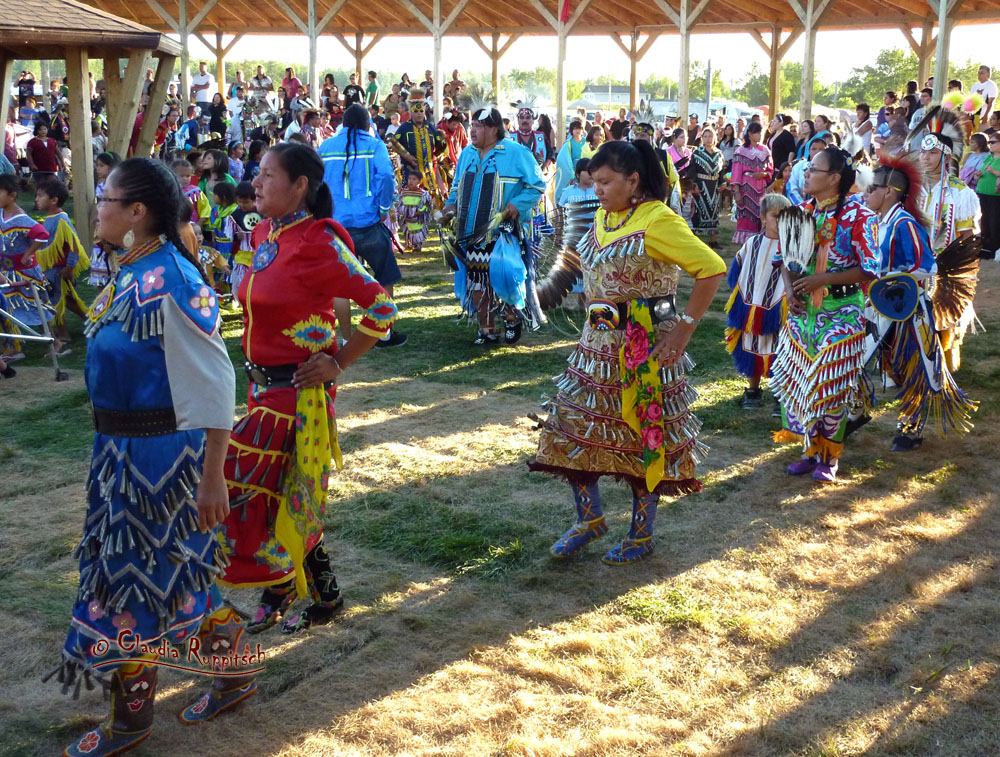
[530,201,726,495]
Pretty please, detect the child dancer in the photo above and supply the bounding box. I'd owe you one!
[557,159,598,308]
[172,157,212,229]
[397,172,432,253]
[725,193,791,411]
[230,181,260,295]
[194,223,230,290]
[0,173,51,359]
[209,181,238,297]
[89,151,120,286]
[35,177,89,350]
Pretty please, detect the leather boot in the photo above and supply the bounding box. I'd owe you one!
[63,665,157,757]
[280,538,344,634]
[179,609,257,723]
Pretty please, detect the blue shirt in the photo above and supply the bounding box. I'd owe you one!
[319,129,395,229]
[877,203,936,275]
[447,139,545,242]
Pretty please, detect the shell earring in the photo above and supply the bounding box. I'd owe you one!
[123,227,135,249]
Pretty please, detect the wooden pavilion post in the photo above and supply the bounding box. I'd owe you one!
[900,20,936,87]
[609,32,661,114]
[215,30,226,97]
[178,0,190,108]
[527,0,593,144]
[136,53,176,157]
[787,0,832,120]
[398,0,471,123]
[470,33,520,97]
[274,0,334,102]
[931,0,962,101]
[354,32,363,80]
[628,33,638,112]
[332,32,384,90]
[0,54,14,113]
[146,0,218,110]
[652,0,711,128]
[64,46,95,248]
[749,25,802,119]
[678,0,691,122]
[194,31,244,100]
[432,0,442,124]
[106,50,152,157]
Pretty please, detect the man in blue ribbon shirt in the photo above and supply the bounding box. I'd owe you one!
[320,103,406,347]
[442,106,546,346]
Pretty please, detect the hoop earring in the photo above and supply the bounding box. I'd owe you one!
[123,228,135,249]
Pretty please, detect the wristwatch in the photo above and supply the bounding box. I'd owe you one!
[679,313,700,326]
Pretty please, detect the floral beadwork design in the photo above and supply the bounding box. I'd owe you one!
[140,266,165,295]
[189,285,217,318]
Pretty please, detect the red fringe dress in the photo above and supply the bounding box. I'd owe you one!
[219,213,396,592]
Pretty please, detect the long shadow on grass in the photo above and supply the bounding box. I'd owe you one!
[710,389,1000,752]
[715,459,1000,755]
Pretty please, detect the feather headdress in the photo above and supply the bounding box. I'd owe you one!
[632,103,658,138]
[874,152,930,230]
[838,109,865,160]
[456,83,496,116]
[905,105,965,157]
[633,103,657,127]
[942,91,985,117]
[511,95,538,118]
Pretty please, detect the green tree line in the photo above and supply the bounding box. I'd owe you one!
[9,49,998,110]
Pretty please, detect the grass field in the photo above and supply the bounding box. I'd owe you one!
[1,220,999,756]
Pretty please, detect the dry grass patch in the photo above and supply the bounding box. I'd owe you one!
[2,237,1000,757]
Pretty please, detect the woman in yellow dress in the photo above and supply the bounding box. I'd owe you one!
[529,140,725,564]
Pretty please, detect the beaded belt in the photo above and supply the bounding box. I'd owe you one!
[93,407,178,437]
[586,295,676,331]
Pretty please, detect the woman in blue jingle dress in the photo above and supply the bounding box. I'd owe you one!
[51,159,254,757]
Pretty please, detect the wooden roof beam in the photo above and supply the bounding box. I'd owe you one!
[317,0,348,34]
[144,0,179,31]
[650,0,680,26]
[272,0,309,34]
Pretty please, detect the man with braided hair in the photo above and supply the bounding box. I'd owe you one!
[320,103,406,347]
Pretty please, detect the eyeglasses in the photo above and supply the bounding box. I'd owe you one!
[95,196,134,204]
[990,140,1000,145]
[864,184,887,193]
[804,166,834,174]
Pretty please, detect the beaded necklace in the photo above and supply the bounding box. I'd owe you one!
[602,204,638,233]
[117,236,165,266]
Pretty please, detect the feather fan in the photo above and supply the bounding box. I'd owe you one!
[931,234,981,330]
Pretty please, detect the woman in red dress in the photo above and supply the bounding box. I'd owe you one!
[218,143,397,633]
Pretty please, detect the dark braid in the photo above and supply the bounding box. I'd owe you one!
[110,158,206,281]
[818,146,856,218]
[341,104,370,189]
